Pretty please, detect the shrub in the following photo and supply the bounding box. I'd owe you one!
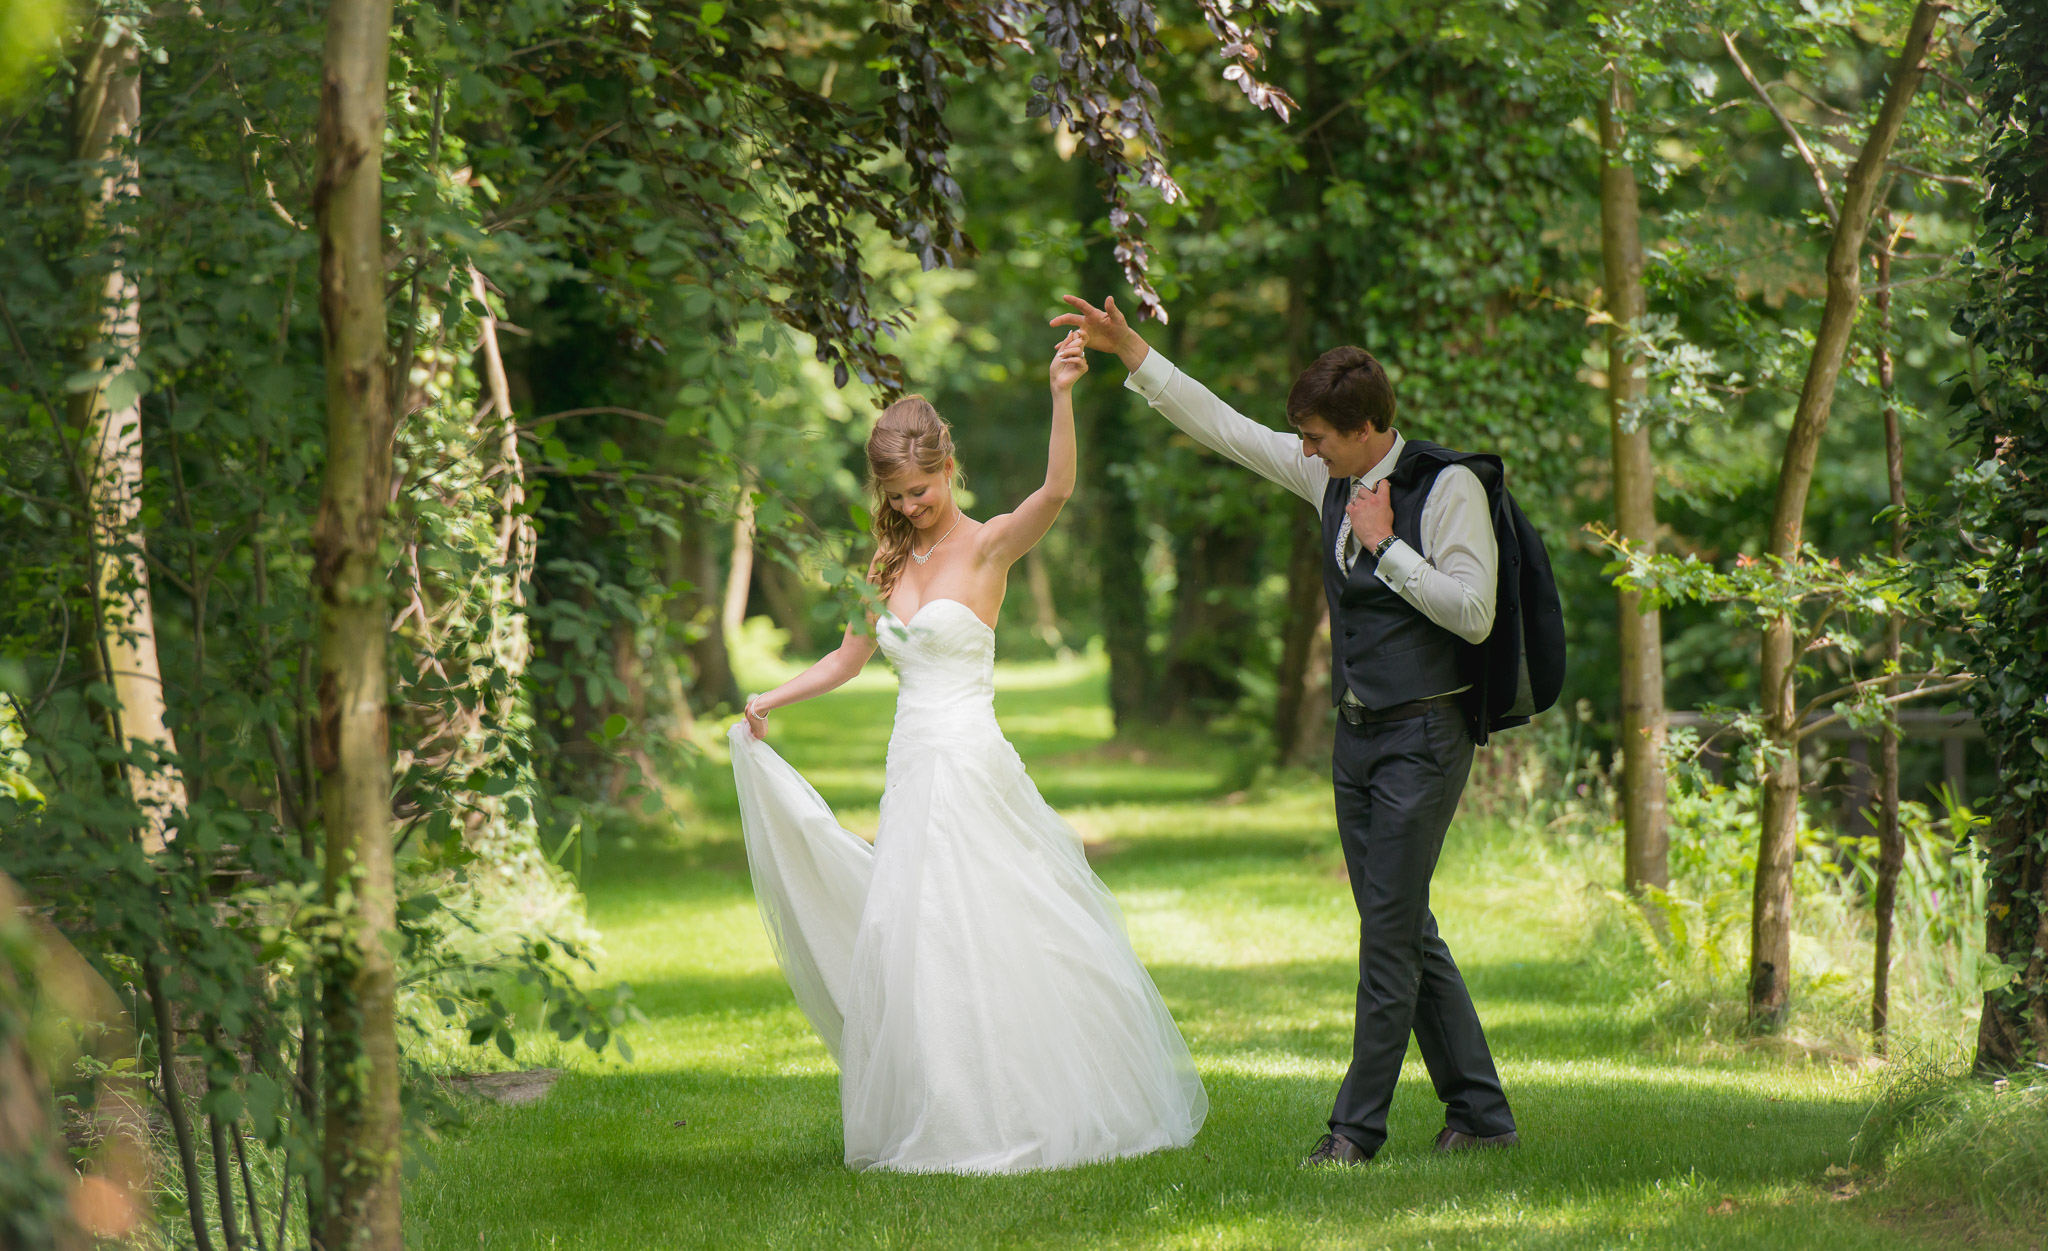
[1855,1060,2048,1229]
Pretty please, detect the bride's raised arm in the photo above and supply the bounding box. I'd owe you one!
[743,614,880,739]
[978,330,1085,571]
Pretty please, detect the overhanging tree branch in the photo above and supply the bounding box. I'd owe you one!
[1721,30,1840,227]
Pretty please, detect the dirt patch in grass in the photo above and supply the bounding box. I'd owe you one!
[442,1069,561,1107]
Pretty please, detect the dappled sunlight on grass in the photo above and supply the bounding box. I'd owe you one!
[408,662,1949,1250]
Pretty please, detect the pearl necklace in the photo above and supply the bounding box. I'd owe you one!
[909,514,961,564]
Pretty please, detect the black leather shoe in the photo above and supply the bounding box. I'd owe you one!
[1434,1127,1520,1152]
[1301,1132,1372,1167]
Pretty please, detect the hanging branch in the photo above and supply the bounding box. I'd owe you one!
[1030,1,1295,323]
[1721,31,1840,226]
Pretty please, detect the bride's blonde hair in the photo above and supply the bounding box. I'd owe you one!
[866,395,963,597]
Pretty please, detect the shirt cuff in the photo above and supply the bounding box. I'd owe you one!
[1123,347,1175,402]
[1372,539,1426,591]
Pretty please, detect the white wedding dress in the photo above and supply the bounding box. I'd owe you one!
[728,597,1207,1173]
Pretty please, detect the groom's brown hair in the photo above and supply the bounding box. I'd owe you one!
[1286,346,1396,434]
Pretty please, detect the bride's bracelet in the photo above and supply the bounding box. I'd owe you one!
[745,697,769,721]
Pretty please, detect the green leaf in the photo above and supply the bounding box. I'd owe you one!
[603,713,628,740]
[244,1075,282,1138]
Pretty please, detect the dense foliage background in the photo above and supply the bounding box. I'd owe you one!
[0,0,2041,1246]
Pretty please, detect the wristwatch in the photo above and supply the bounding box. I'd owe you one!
[1373,535,1399,560]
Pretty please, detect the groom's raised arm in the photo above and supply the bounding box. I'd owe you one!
[1055,296,1327,508]
[1123,352,1328,508]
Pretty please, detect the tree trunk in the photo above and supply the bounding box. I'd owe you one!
[1159,525,1260,722]
[606,617,651,803]
[311,0,401,1246]
[1272,247,1328,764]
[1598,71,1670,897]
[1873,223,1907,1046]
[1965,0,2048,1079]
[1077,171,1152,729]
[666,505,740,713]
[145,959,214,1251]
[1274,520,1327,764]
[754,556,815,655]
[70,14,185,851]
[1749,0,1942,1026]
[722,482,756,643]
[1272,14,1337,766]
[1024,547,1061,647]
[472,265,536,724]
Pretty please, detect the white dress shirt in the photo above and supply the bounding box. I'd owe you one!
[1124,349,1497,647]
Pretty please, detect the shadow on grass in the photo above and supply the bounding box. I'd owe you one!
[411,1064,1896,1251]
[605,951,1707,1108]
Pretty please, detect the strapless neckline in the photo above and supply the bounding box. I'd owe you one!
[885,597,994,634]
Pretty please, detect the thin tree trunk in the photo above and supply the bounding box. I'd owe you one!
[206,1097,245,1251]
[1873,220,1907,1046]
[722,483,756,642]
[71,13,186,851]
[201,1027,247,1251]
[1274,521,1326,765]
[1599,68,1670,897]
[667,505,741,712]
[1750,0,1942,1026]
[1024,547,1060,646]
[606,617,651,803]
[234,1126,269,1251]
[1273,14,1336,766]
[1273,240,1328,765]
[311,0,401,1246]
[470,265,534,621]
[1160,525,1260,722]
[755,557,815,654]
[145,959,216,1251]
[1076,167,1152,729]
[470,264,537,818]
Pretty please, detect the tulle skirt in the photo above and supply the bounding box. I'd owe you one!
[729,721,1207,1173]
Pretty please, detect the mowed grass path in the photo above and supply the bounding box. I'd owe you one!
[409,657,1932,1250]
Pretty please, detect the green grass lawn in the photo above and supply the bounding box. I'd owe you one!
[407,656,1946,1250]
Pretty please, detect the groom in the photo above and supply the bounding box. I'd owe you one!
[1054,295,1518,1165]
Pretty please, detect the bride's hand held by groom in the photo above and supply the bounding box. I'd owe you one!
[1050,295,1151,373]
[1049,329,1089,394]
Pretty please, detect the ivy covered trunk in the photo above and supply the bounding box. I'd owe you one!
[1962,0,2048,1073]
[1748,0,1941,1025]
[1597,67,1669,897]
[70,13,185,849]
[312,0,400,1245]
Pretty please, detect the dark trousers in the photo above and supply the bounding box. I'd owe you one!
[1327,700,1514,1154]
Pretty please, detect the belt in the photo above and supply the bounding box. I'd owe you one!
[1338,693,1455,726]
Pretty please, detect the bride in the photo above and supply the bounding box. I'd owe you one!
[728,330,1207,1174]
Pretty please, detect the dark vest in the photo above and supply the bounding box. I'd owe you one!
[1320,441,1468,709]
